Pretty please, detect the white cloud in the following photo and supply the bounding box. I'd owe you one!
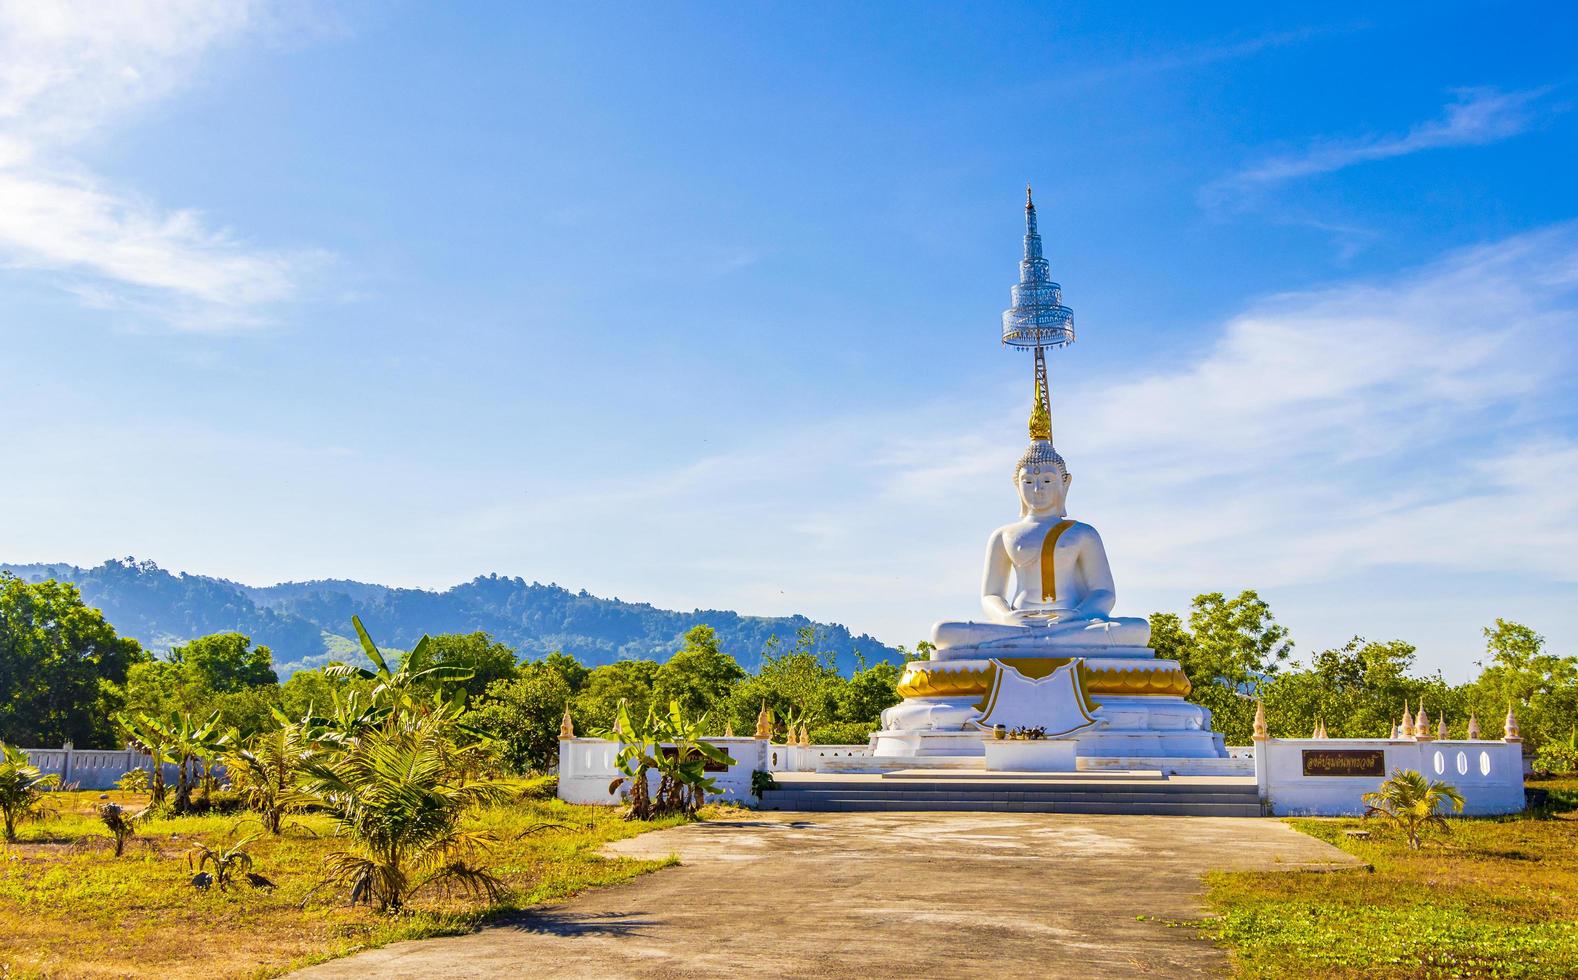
[446,226,1578,665]
[1206,87,1552,207]
[0,0,321,328]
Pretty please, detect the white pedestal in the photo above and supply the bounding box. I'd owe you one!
[983,739,1078,772]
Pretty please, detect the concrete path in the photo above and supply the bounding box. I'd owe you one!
[293,813,1358,979]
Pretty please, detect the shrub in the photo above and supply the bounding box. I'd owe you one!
[808,721,877,745]
[114,768,150,794]
[1531,735,1578,776]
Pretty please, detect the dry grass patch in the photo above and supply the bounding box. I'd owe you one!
[1205,778,1578,978]
[0,790,691,978]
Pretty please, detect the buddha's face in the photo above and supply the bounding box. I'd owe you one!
[1017,462,1069,514]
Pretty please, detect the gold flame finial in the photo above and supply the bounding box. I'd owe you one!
[1504,703,1522,742]
[1026,183,1034,209]
[559,705,575,740]
[1253,700,1269,740]
[1029,377,1052,441]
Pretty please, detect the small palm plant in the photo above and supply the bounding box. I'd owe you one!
[98,802,144,857]
[224,715,315,834]
[186,832,260,890]
[0,742,60,842]
[299,711,518,912]
[1362,768,1465,849]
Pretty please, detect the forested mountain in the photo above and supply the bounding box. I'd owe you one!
[0,559,904,676]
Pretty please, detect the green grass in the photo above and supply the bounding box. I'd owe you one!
[0,790,696,978]
[1205,777,1578,978]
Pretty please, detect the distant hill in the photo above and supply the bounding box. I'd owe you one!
[1,559,905,676]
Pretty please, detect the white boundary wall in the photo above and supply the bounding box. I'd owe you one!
[22,745,185,791]
[1255,737,1525,816]
[558,737,770,806]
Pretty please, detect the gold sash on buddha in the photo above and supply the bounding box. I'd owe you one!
[1040,519,1074,601]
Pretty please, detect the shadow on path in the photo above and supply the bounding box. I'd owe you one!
[498,908,663,938]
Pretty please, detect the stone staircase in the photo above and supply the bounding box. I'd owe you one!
[757,772,1264,816]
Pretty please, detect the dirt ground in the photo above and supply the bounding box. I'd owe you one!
[291,812,1357,979]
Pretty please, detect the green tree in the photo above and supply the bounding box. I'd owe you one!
[539,651,589,692]
[727,629,843,737]
[470,665,573,773]
[573,659,660,732]
[326,616,475,711]
[1152,592,1294,744]
[0,575,147,745]
[280,667,373,719]
[1261,638,1444,739]
[651,626,746,721]
[837,657,902,725]
[419,632,519,700]
[167,633,278,692]
[1185,590,1293,689]
[1458,620,1578,750]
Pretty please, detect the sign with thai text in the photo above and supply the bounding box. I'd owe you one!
[1301,748,1385,777]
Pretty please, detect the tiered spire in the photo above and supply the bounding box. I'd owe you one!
[1001,186,1074,350]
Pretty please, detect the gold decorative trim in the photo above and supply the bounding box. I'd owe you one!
[1081,664,1193,698]
[897,664,995,698]
[896,659,1192,699]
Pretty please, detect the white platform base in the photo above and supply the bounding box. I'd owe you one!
[983,739,1078,772]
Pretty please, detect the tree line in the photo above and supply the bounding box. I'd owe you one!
[1,573,1574,775]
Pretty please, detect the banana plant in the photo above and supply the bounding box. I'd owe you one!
[325,616,475,711]
[654,700,734,815]
[114,712,173,803]
[598,701,661,820]
[597,701,734,819]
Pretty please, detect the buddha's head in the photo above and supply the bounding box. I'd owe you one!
[1015,440,1070,517]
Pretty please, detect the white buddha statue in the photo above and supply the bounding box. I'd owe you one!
[931,395,1150,652]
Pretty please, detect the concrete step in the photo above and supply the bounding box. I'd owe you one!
[769,780,1258,797]
[757,774,1263,815]
[763,790,1257,802]
[758,796,1263,816]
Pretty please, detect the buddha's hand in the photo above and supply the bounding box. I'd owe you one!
[1007,608,1060,626]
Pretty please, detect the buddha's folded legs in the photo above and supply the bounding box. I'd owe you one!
[931,617,1150,650]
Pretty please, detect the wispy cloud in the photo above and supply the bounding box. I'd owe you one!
[1205,87,1553,207]
[0,0,324,329]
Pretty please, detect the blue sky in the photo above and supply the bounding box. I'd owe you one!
[2,2,1576,678]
